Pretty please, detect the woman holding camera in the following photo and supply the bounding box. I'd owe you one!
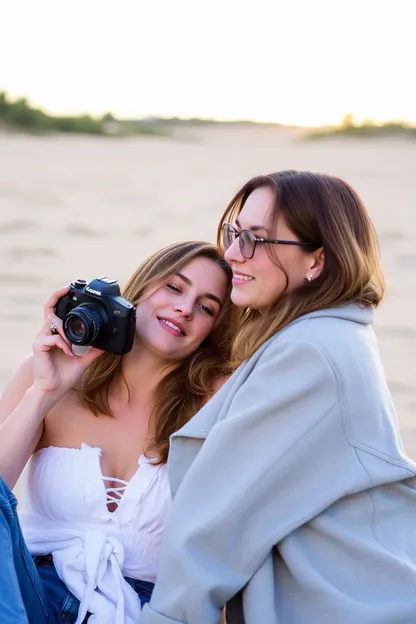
[141,171,416,624]
[0,241,235,624]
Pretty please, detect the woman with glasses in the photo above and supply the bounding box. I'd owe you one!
[141,171,416,624]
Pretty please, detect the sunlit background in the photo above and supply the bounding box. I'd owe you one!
[0,0,415,460]
[1,0,415,125]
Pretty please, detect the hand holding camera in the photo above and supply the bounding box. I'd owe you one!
[55,277,136,355]
[32,277,136,402]
[31,286,101,401]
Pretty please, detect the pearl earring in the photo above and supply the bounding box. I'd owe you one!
[306,274,313,282]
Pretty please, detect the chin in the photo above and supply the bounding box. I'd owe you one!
[231,289,254,308]
[157,334,194,357]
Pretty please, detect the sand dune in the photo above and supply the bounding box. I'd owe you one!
[1,125,415,458]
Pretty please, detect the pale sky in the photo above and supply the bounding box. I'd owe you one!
[1,0,415,126]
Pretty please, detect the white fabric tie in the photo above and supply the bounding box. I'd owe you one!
[52,528,142,624]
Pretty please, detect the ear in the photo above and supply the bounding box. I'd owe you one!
[307,247,325,281]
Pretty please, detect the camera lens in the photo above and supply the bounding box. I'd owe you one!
[67,317,88,341]
[63,304,105,346]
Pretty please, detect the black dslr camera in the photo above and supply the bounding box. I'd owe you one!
[56,277,136,355]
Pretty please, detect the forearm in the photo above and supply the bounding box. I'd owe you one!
[0,386,54,489]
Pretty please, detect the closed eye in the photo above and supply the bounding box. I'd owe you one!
[200,303,215,317]
[166,283,182,293]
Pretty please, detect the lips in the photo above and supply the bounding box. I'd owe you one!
[157,316,187,336]
[232,271,254,285]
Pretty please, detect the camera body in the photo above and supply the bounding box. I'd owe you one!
[56,277,136,355]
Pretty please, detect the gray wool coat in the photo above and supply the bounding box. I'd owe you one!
[141,304,416,624]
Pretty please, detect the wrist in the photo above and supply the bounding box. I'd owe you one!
[26,384,61,415]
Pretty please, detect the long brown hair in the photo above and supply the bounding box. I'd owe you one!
[78,241,235,463]
[217,170,385,364]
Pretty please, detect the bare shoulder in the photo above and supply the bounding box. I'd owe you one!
[39,389,85,450]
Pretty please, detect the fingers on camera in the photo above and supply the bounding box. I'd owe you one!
[34,335,73,357]
[42,314,71,348]
[44,285,70,319]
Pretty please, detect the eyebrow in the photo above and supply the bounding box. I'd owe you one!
[176,273,223,307]
[235,217,267,233]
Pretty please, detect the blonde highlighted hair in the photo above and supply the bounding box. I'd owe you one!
[78,241,235,463]
[217,170,385,364]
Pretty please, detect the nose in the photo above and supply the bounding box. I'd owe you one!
[173,297,194,319]
[224,236,244,264]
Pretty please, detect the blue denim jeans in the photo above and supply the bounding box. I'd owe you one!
[0,476,154,623]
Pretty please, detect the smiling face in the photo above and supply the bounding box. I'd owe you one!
[134,255,229,362]
[224,186,321,312]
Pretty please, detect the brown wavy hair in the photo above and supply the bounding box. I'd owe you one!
[78,241,235,463]
[217,170,385,364]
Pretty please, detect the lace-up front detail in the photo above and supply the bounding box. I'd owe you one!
[19,443,172,624]
[101,476,129,512]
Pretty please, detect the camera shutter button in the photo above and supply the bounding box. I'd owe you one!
[74,279,87,288]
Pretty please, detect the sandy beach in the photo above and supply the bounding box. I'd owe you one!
[0,124,415,460]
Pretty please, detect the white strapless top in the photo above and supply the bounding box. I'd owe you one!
[19,443,172,624]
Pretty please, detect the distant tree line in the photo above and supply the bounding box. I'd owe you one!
[0,92,279,136]
[0,92,166,136]
[307,113,416,140]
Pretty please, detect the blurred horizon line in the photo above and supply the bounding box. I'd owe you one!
[2,90,416,131]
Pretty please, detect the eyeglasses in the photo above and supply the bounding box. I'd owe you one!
[222,223,312,260]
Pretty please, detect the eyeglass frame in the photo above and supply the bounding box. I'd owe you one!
[222,223,313,259]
